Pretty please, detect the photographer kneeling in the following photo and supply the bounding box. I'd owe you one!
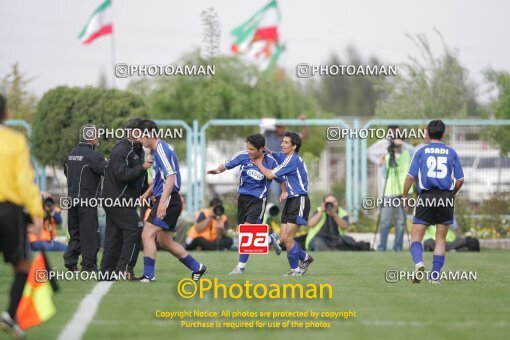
[306,194,369,251]
[29,194,67,252]
[186,198,233,251]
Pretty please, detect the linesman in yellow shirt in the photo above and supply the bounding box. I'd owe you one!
[0,94,43,339]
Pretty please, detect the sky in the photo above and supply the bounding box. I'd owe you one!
[1,0,509,101]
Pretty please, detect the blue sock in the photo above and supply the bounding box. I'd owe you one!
[296,242,307,261]
[179,255,201,272]
[287,243,300,270]
[143,257,155,279]
[268,234,275,246]
[431,255,445,281]
[410,242,423,265]
[239,254,249,263]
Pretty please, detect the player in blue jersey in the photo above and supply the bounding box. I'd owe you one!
[207,134,283,275]
[403,120,464,284]
[136,120,207,282]
[254,132,314,276]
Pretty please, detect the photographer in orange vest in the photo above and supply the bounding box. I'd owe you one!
[29,194,67,251]
[185,198,233,251]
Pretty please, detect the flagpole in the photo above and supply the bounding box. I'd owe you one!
[110,0,116,88]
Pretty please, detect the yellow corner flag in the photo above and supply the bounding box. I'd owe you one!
[16,252,58,330]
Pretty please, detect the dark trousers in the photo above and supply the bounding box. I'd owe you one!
[100,207,142,274]
[64,206,99,271]
[186,236,233,251]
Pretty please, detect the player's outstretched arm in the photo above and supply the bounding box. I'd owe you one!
[207,164,226,175]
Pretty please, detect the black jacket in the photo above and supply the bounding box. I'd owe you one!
[101,139,146,200]
[64,143,107,199]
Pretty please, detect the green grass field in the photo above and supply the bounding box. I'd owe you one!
[1,251,509,340]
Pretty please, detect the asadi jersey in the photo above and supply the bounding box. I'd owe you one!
[153,140,181,197]
[408,142,464,193]
[271,152,309,198]
[224,151,280,199]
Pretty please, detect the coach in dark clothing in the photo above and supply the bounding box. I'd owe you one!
[63,124,107,272]
[100,119,152,278]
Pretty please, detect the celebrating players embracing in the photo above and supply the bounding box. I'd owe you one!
[254,132,313,276]
[207,134,283,275]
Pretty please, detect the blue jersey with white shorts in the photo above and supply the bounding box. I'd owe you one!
[408,142,464,193]
[271,152,308,198]
[153,140,181,198]
[224,151,280,199]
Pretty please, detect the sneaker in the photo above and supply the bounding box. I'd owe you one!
[137,275,155,283]
[283,269,303,277]
[412,264,425,284]
[228,266,245,275]
[192,264,208,281]
[0,312,25,339]
[65,265,79,272]
[271,233,282,255]
[298,255,314,274]
[122,272,137,281]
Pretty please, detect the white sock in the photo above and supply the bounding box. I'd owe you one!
[415,262,424,269]
[237,262,246,269]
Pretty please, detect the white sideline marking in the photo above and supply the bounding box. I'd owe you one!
[58,282,114,340]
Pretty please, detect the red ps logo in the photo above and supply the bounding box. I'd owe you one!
[238,224,269,254]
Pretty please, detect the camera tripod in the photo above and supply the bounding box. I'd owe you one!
[371,148,411,251]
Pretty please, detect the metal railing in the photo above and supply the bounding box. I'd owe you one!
[9,118,510,223]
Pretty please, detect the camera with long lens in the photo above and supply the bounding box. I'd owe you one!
[325,202,334,211]
[42,196,55,221]
[43,196,55,208]
[213,204,225,217]
[387,138,397,167]
[268,204,280,217]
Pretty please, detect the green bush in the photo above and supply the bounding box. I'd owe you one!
[31,86,146,166]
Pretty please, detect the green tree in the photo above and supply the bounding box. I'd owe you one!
[0,63,38,123]
[127,50,326,155]
[31,86,146,166]
[128,50,320,123]
[375,32,478,118]
[483,70,510,154]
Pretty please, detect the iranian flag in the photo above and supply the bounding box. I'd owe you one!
[231,0,283,70]
[78,0,113,44]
